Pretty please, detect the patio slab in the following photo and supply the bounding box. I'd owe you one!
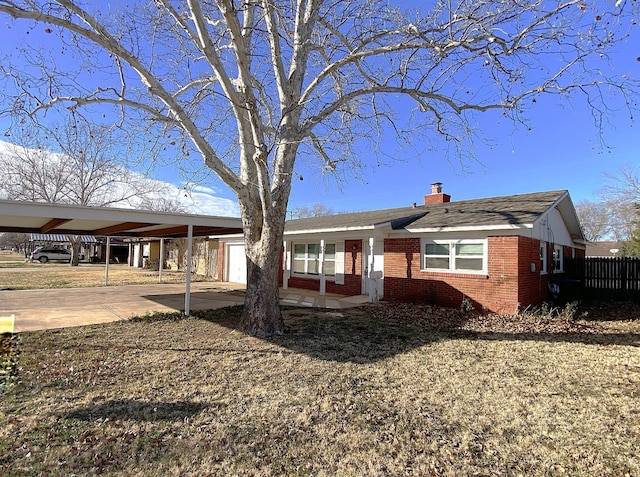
[0,282,369,332]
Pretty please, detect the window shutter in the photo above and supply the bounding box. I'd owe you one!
[334,241,345,284]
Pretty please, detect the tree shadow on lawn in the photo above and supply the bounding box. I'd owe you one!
[63,399,208,422]
[275,310,446,364]
[183,305,640,364]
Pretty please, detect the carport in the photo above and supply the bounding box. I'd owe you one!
[0,200,243,314]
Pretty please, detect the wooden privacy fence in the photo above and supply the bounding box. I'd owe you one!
[563,257,640,300]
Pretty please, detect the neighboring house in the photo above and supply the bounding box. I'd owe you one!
[165,237,219,277]
[129,237,219,277]
[585,241,623,258]
[30,233,98,260]
[128,238,156,268]
[30,234,130,262]
[218,184,586,313]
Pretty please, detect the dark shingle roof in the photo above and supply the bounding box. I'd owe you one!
[284,190,567,233]
[585,241,623,257]
[284,206,427,233]
[406,190,567,230]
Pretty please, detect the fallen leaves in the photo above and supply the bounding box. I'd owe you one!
[367,301,607,335]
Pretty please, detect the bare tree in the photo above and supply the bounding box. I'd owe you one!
[0,122,156,206]
[575,199,636,242]
[0,1,637,336]
[606,200,637,241]
[137,195,190,213]
[575,200,611,242]
[603,165,640,205]
[601,165,640,240]
[0,132,69,203]
[0,232,29,255]
[0,121,164,264]
[290,203,335,219]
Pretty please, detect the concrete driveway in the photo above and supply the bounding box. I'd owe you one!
[1,282,246,333]
[0,282,369,333]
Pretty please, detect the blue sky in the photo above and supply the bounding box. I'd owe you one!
[0,3,638,217]
[289,92,639,213]
[284,2,640,213]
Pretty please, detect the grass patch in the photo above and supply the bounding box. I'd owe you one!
[0,251,31,268]
[0,262,33,269]
[0,251,24,262]
[0,265,208,290]
[1,303,639,475]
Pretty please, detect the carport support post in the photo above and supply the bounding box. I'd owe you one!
[368,237,376,303]
[184,224,193,315]
[104,236,111,286]
[319,239,326,296]
[282,241,289,289]
[159,238,164,284]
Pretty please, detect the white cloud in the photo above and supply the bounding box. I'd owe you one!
[179,182,240,216]
[188,183,218,194]
[178,186,240,216]
[0,139,241,217]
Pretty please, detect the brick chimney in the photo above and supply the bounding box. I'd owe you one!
[424,182,451,205]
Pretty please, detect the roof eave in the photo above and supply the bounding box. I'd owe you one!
[405,224,534,233]
[284,225,377,235]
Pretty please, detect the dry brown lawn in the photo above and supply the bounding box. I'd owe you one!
[1,302,639,476]
[0,263,206,290]
[0,251,23,262]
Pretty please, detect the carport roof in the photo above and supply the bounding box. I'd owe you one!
[0,200,243,238]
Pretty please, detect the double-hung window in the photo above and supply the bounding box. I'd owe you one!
[425,242,450,270]
[324,244,336,276]
[552,245,563,273]
[540,242,547,274]
[454,242,484,271]
[292,243,336,277]
[423,239,486,273]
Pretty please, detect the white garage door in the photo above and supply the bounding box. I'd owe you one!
[226,243,247,284]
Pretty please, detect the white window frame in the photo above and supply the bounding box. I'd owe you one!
[421,239,487,274]
[292,242,336,278]
[553,244,563,273]
[540,242,547,275]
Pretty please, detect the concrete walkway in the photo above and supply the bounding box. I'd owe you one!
[0,282,369,333]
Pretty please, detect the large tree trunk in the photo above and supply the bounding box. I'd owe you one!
[238,203,287,337]
[236,144,295,338]
[240,245,285,337]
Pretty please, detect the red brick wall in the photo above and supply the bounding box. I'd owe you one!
[217,241,225,282]
[424,193,451,204]
[383,236,551,313]
[286,275,320,291]
[221,235,577,311]
[514,235,547,309]
[330,239,363,295]
[285,239,364,295]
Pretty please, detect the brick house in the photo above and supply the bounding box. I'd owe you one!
[219,185,586,313]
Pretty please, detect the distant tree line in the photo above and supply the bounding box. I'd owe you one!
[576,165,640,257]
